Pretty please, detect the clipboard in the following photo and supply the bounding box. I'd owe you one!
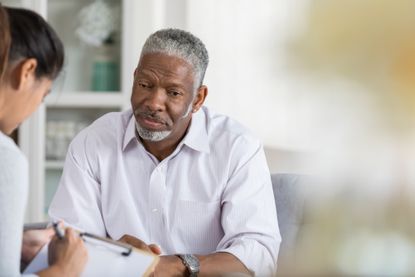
[23,232,159,277]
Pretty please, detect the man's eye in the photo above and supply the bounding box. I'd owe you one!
[168,90,181,96]
[138,83,149,88]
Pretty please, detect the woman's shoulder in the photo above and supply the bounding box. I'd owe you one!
[0,131,28,170]
[0,132,28,196]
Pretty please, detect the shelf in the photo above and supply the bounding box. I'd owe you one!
[45,92,127,108]
[47,0,122,92]
[17,0,147,222]
[45,160,65,169]
[2,0,21,6]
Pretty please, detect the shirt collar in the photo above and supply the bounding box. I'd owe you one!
[181,108,210,153]
[122,107,210,153]
[123,111,138,151]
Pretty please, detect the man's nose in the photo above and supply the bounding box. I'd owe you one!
[145,88,166,112]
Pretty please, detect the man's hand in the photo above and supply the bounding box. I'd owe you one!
[21,228,55,266]
[118,234,162,255]
[151,255,186,277]
[118,235,185,277]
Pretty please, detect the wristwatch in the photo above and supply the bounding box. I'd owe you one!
[177,254,200,277]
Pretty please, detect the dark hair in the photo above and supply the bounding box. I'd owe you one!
[0,4,10,80]
[5,6,64,80]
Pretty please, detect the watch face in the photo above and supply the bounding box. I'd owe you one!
[182,254,200,272]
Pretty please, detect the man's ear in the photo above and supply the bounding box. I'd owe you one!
[192,85,208,113]
[10,58,37,91]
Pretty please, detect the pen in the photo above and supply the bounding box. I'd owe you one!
[23,221,50,231]
[53,221,65,239]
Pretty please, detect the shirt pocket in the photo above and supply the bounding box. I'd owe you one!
[173,200,222,253]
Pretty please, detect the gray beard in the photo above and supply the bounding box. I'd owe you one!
[135,121,172,142]
[134,102,194,142]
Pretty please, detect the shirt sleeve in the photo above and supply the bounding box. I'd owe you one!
[215,139,281,276]
[48,132,107,236]
[0,143,31,276]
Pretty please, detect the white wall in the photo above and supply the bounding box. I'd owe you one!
[183,0,313,172]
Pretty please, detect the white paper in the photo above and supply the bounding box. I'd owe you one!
[24,238,157,277]
[23,243,48,274]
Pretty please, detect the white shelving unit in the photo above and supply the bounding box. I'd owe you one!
[3,0,166,222]
[45,93,126,108]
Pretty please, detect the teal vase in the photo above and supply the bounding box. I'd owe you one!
[91,45,119,92]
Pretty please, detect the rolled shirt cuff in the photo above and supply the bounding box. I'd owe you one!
[216,238,278,276]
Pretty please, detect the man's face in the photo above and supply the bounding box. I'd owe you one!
[131,53,196,143]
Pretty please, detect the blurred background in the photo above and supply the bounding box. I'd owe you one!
[4,0,415,275]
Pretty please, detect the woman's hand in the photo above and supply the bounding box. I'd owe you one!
[47,227,88,276]
[21,228,54,267]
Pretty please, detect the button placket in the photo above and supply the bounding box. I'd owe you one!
[148,165,167,242]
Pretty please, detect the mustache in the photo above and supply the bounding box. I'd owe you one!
[133,109,170,126]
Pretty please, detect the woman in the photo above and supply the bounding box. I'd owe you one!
[0,5,87,277]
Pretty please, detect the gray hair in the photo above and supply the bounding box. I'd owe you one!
[140,28,209,89]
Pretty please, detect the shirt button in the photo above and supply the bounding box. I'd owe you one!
[152,208,158,212]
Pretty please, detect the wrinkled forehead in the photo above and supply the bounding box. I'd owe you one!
[138,53,196,79]
[136,53,196,88]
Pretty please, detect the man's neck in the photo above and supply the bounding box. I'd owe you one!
[136,114,193,161]
[141,138,181,162]
[137,125,190,162]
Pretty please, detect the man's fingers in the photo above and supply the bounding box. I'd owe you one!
[148,244,162,255]
[118,234,152,253]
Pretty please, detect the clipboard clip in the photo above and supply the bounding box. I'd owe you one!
[80,232,133,256]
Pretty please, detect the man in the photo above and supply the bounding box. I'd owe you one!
[49,28,280,276]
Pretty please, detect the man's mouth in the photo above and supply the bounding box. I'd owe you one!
[140,116,165,129]
[135,112,169,130]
